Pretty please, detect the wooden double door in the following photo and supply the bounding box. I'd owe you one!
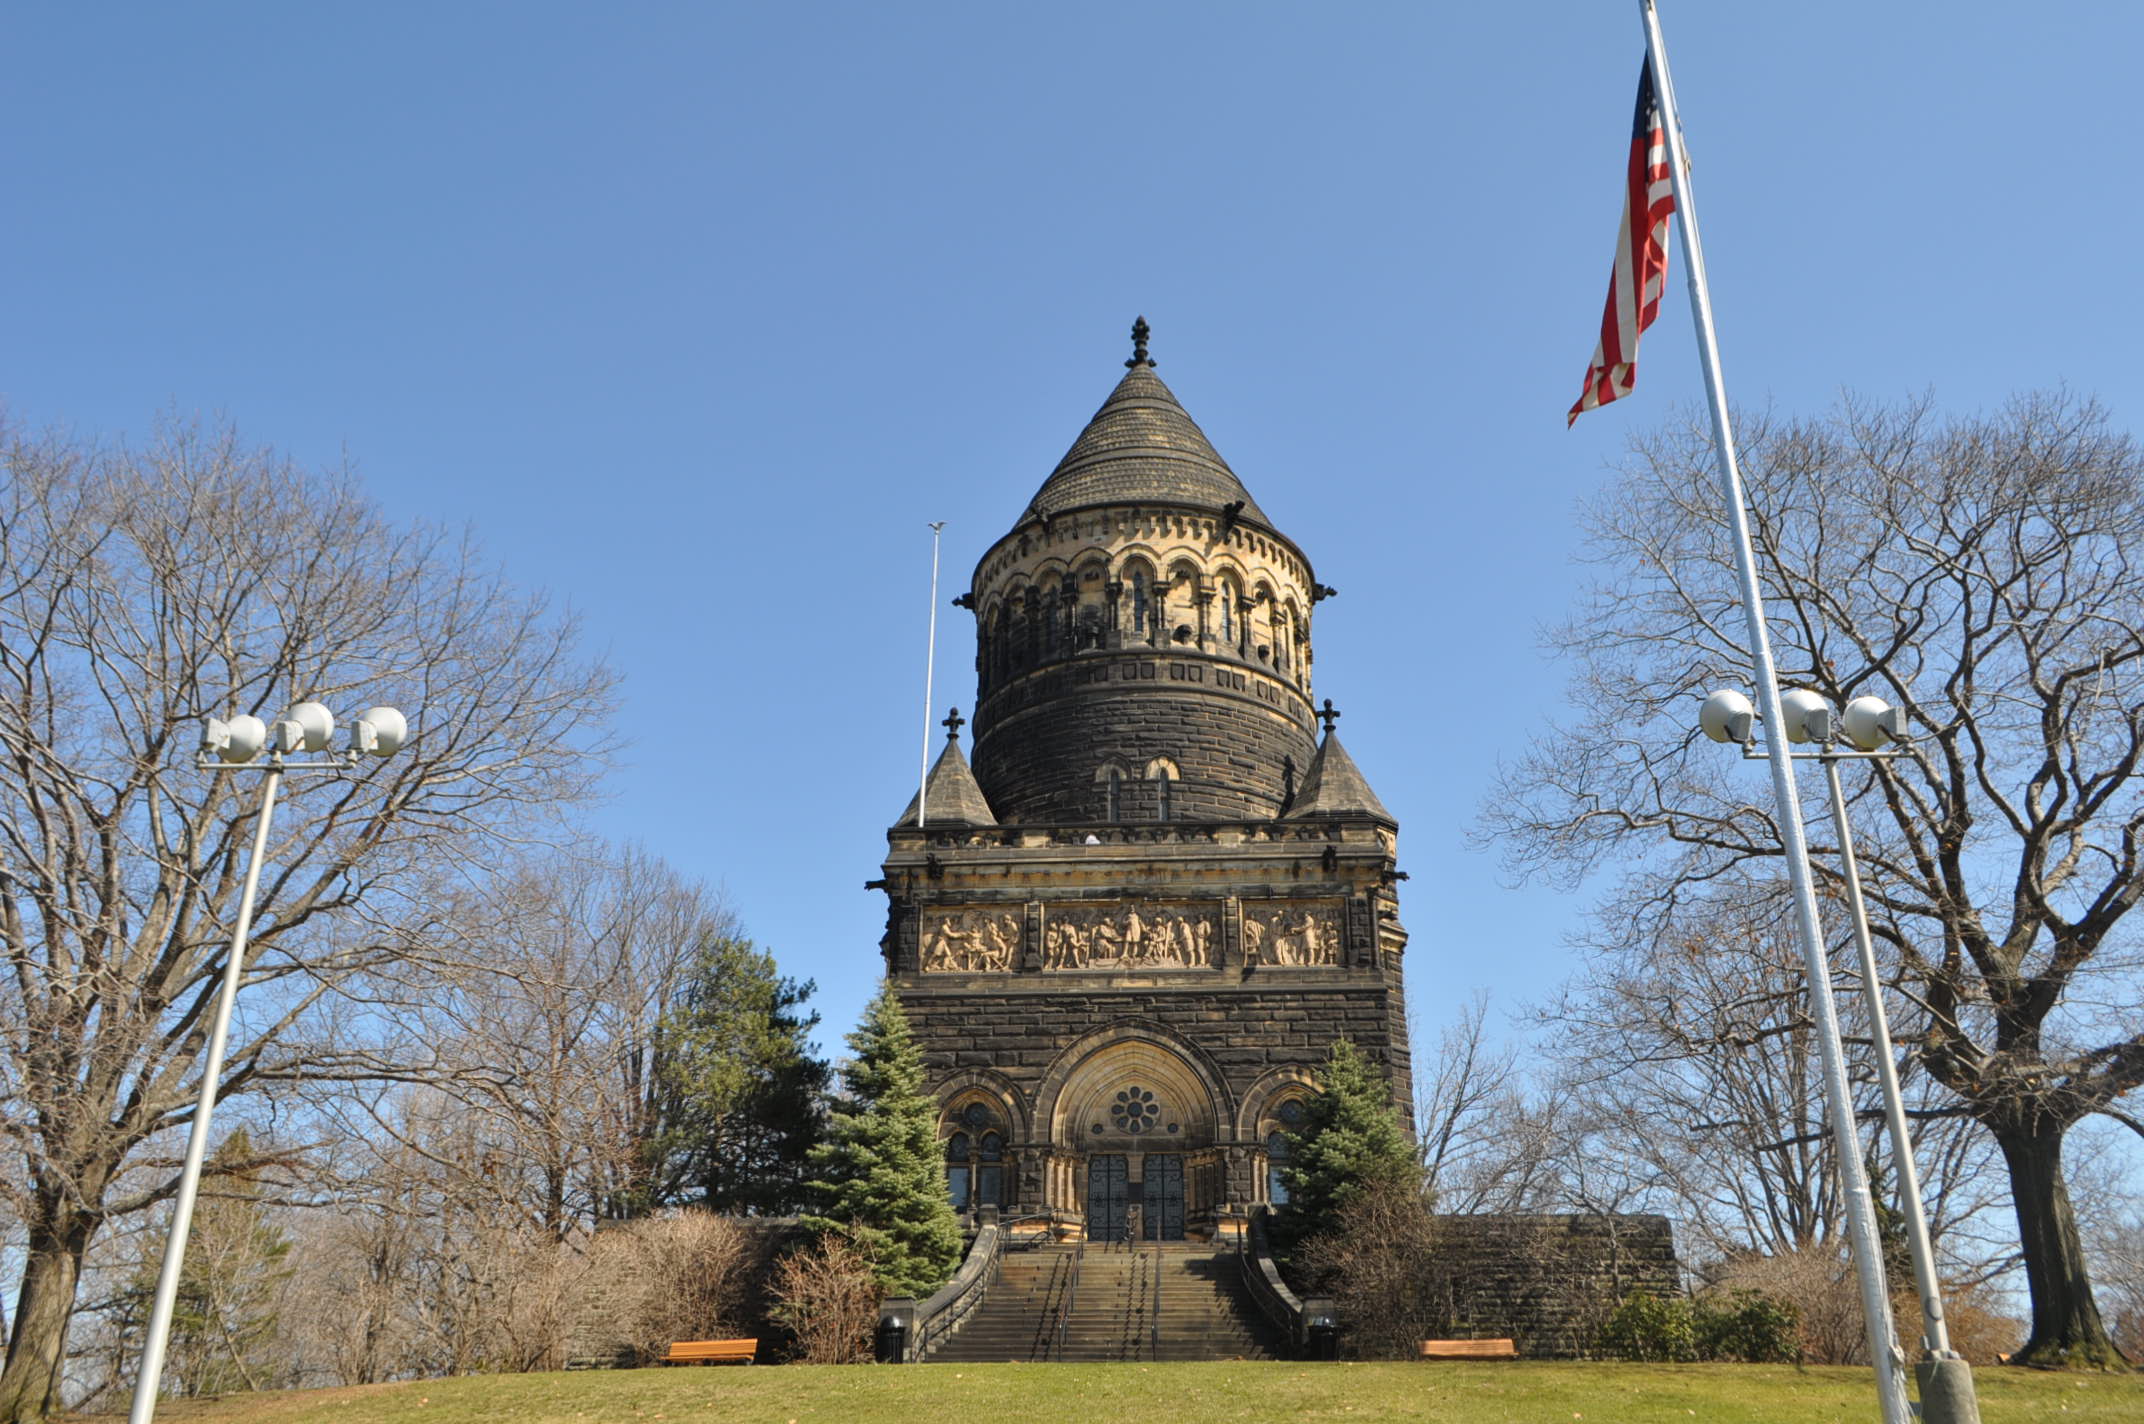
[1086,1154,1185,1241]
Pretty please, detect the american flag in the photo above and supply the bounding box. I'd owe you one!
[1568,60,1676,426]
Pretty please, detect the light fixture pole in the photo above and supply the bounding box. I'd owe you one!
[919,521,946,828]
[128,701,406,1424]
[1702,688,1980,1424]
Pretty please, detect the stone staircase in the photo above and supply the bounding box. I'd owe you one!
[928,1241,1287,1363]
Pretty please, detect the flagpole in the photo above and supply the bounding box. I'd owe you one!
[919,522,946,827]
[1637,5,1909,1422]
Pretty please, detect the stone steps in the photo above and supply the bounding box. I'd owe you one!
[928,1243,1287,1363]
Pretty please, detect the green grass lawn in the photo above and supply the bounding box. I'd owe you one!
[80,1361,2144,1424]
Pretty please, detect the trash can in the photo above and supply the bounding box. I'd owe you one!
[1304,1300,1339,1361]
[875,1299,916,1363]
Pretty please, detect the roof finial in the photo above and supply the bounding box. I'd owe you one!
[1126,315,1153,369]
[1316,699,1341,736]
[942,706,966,741]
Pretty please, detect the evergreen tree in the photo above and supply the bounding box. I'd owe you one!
[122,1131,293,1399]
[1280,1038,1423,1242]
[633,933,828,1216]
[805,983,962,1296]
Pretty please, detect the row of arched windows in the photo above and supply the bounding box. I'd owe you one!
[977,565,1306,695]
[939,1087,1316,1214]
[1095,757,1179,822]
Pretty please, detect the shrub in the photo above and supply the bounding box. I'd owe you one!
[614,1212,752,1364]
[771,1230,882,1364]
[1290,1175,1449,1359]
[1700,1244,2025,1366]
[1694,1289,1802,1364]
[1599,1292,1699,1362]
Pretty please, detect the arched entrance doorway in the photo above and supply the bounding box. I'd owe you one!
[1041,1028,1226,1241]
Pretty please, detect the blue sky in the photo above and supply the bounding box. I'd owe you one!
[8,3,2142,1081]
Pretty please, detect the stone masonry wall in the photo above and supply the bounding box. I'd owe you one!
[898,979,1406,1127]
[972,650,1318,824]
[1423,1213,1681,1359]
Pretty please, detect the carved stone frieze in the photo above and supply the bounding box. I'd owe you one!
[920,907,1022,973]
[1041,902,1218,970]
[1240,901,1343,967]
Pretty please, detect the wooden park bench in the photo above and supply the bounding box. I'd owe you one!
[1419,1338,1518,1360]
[662,1338,757,1366]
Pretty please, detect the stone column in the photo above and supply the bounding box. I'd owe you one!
[889,904,921,973]
[1021,900,1043,972]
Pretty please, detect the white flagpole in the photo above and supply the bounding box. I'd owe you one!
[919,522,946,827]
[1637,5,1909,1422]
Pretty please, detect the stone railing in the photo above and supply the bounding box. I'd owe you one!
[1237,1204,1335,1358]
[877,1209,1004,1363]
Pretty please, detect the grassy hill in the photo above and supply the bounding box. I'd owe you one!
[84,1360,2144,1424]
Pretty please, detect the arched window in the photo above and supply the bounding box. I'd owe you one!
[1107,769,1123,822]
[1131,573,1150,636]
[1146,757,1179,823]
[946,1132,973,1209]
[1265,1095,1309,1205]
[1266,1130,1292,1206]
[945,1104,1006,1210]
[1221,593,1234,644]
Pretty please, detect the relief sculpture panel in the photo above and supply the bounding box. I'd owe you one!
[920,907,1022,973]
[1241,901,1342,966]
[1042,903,1218,970]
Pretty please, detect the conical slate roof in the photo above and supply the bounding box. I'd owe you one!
[1020,358,1270,526]
[1284,732,1393,824]
[895,735,998,828]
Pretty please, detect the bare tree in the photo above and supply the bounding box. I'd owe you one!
[1536,886,2013,1279]
[1486,392,2144,1366]
[1414,994,1568,1214]
[378,845,721,1240]
[0,414,617,1420]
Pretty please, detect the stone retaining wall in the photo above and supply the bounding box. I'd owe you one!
[1424,1213,1680,1359]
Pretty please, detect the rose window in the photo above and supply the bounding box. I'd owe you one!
[1110,1087,1162,1134]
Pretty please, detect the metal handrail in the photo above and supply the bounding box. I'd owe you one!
[1029,1247,1070,1360]
[1150,1244,1163,1360]
[1053,1239,1084,1356]
[998,1211,1057,1244]
[1118,1249,1145,1361]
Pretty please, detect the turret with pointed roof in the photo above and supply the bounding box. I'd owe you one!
[960,320,1327,825]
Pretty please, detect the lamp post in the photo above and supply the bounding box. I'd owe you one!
[128,701,406,1424]
[1701,688,1980,1424]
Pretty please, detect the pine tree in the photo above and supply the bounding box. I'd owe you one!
[634,932,829,1217]
[122,1130,293,1399]
[804,983,963,1296]
[1280,1038,1423,1241]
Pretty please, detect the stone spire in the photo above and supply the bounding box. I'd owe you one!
[1284,728,1394,825]
[1018,320,1270,527]
[894,711,998,827]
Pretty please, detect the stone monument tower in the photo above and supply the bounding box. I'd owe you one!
[877,320,1410,1242]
